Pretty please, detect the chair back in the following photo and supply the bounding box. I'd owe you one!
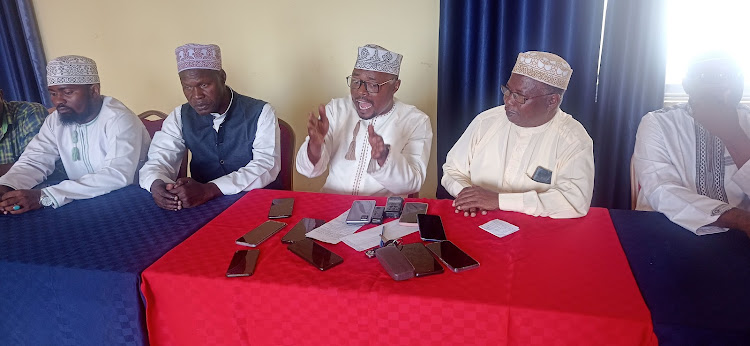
[269,118,295,190]
[137,110,187,179]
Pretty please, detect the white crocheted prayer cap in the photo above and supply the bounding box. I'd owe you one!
[354,44,403,76]
[512,51,572,90]
[47,55,100,86]
[175,43,222,73]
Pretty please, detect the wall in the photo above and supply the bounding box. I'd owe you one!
[32,0,440,197]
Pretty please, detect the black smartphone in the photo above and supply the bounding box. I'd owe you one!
[281,218,326,244]
[399,202,428,226]
[268,198,294,219]
[371,206,385,224]
[425,241,479,273]
[417,214,447,241]
[226,249,260,277]
[236,220,287,247]
[400,243,444,277]
[287,238,344,271]
[384,196,404,218]
[346,200,376,224]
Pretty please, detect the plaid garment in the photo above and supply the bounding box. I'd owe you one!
[0,100,48,164]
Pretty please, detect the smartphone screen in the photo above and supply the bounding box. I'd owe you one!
[281,218,325,244]
[345,200,376,224]
[236,220,287,247]
[426,241,479,273]
[399,202,428,226]
[400,243,444,277]
[226,249,260,277]
[417,214,447,241]
[287,238,344,271]
[268,198,294,219]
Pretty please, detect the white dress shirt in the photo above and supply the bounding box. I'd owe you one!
[296,97,432,196]
[0,96,151,208]
[634,103,750,234]
[139,89,280,195]
[442,105,594,219]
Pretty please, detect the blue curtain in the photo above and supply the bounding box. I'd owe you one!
[436,0,667,209]
[592,0,667,209]
[437,0,606,199]
[0,0,50,105]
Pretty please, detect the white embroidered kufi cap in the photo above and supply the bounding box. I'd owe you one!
[354,44,403,76]
[175,43,222,73]
[47,55,100,86]
[512,51,572,90]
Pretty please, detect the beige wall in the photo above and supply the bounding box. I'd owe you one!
[32,0,440,197]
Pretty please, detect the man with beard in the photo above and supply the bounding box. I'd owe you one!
[0,55,150,214]
[442,51,594,219]
[139,43,280,210]
[296,44,432,196]
[633,52,750,237]
[0,88,48,176]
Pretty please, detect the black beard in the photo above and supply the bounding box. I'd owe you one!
[59,111,90,126]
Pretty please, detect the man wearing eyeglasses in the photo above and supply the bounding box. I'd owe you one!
[0,55,150,214]
[633,52,750,236]
[296,44,432,196]
[443,51,594,219]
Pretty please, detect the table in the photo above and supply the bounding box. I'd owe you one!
[610,209,750,346]
[0,185,243,346]
[142,189,656,345]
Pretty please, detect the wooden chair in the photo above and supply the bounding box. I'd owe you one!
[137,110,188,178]
[268,118,295,190]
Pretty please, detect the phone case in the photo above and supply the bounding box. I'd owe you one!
[226,249,260,277]
[346,200,376,224]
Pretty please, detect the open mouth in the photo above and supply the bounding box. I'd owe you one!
[356,99,373,110]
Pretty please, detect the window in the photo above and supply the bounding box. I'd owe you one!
[665,0,750,102]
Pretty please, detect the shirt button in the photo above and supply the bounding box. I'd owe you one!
[220,160,225,165]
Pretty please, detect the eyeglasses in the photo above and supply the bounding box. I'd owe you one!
[500,85,556,105]
[347,76,396,94]
[688,72,744,85]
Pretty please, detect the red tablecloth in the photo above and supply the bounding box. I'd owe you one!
[141,190,656,345]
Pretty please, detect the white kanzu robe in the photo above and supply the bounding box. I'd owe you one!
[296,97,432,196]
[442,105,594,218]
[0,96,151,208]
[633,103,750,234]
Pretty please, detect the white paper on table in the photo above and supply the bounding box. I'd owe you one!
[341,220,420,252]
[306,209,362,244]
[479,219,520,238]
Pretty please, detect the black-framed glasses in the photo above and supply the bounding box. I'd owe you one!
[500,85,556,105]
[346,76,396,94]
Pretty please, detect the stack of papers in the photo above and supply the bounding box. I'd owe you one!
[479,219,520,238]
[306,210,362,244]
[342,220,418,251]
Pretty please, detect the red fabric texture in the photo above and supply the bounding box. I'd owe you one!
[141,189,656,345]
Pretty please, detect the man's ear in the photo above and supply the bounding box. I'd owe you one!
[89,84,101,97]
[219,69,227,84]
[393,79,401,93]
[548,93,561,110]
[682,78,692,96]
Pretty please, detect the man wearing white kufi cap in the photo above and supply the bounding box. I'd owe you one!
[0,55,151,214]
[633,52,750,237]
[139,43,280,210]
[443,51,594,219]
[296,44,433,196]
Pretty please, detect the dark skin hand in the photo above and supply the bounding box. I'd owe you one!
[710,208,750,238]
[169,177,222,209]
[0,163,12,177]
[367,124,389,166]
[691,92,750,168]
[150,179,182,211]
[0,189,41,215]
[453,186,498,217]
[306,104,329,165]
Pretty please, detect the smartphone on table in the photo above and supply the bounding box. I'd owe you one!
[287,238,344,271]
[236,220,287,247]
[346,200,376,224]
[268,198,294,219]
[416,214,447,241]
[425,240,479,273]
[399,202,428,226]
[400,243,444,277]
[226,249,260,277]
[281,218,326,244]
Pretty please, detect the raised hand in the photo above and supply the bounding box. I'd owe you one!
[306,104,329,165]
[367,124,389,166]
